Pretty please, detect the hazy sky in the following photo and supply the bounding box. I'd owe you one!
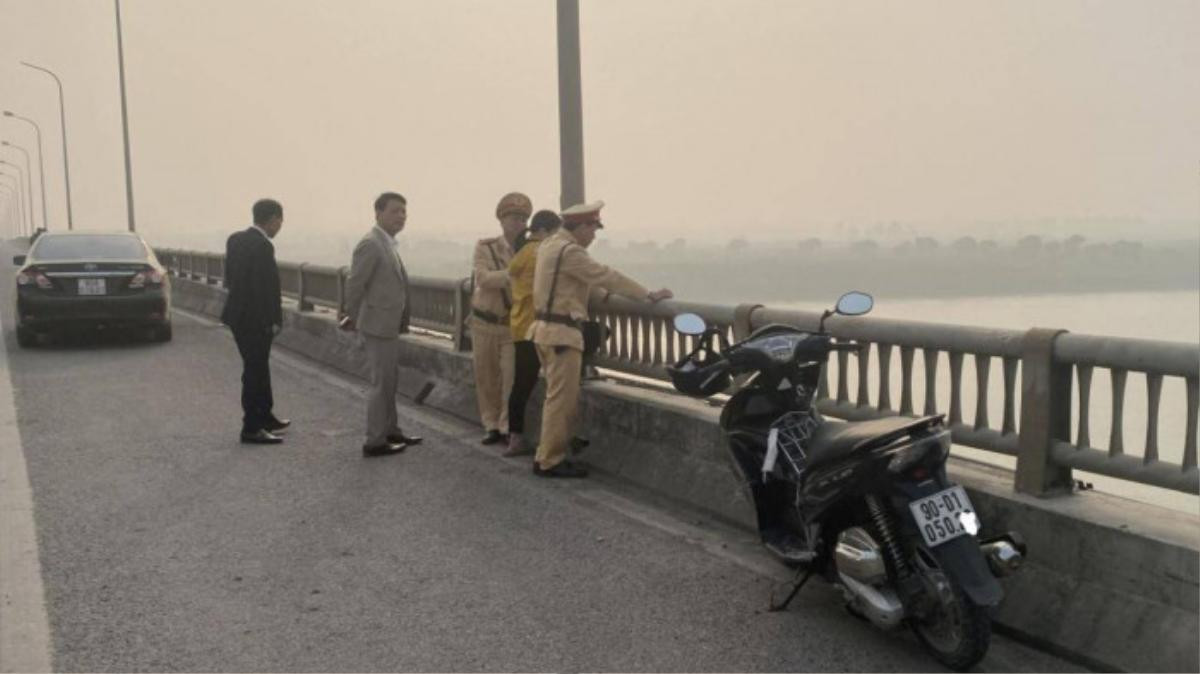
[1,0,1197,250]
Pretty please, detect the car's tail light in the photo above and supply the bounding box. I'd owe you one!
[16,270,52,289]
[129,269,164,289]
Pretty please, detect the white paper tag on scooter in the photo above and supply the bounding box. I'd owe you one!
[763,427,780,479]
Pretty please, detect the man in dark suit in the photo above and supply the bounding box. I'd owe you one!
[222,198,290,444]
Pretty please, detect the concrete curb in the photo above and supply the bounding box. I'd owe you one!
[171,278,1199,673]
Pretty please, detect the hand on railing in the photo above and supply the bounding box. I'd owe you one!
[649,288,674,303]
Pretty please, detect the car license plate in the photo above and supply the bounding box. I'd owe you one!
[78,278,106,295]
[909,485,977,547]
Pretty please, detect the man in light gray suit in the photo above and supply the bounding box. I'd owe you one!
[340,192,424,457]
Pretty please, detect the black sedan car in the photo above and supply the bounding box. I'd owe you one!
[13,231,172,347]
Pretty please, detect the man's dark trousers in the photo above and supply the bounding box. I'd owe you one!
[233,325,274,434]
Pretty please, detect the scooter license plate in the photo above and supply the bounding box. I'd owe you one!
[909,485,978,548]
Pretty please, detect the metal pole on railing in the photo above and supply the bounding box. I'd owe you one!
[337,266,348,316]
[298,263,313,311]
[453,277,471,352]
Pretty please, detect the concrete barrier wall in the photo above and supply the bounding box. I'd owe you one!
[172,278,1199,673]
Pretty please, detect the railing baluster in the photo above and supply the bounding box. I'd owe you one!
[1185,376,1198,471]
[629,315,641,363]
[856,343,871,408]
[1110,368,1127,456]
[923,348,939,416]
[949,351,964,425]
[641,316,653,365]
[1145,373,1162,464]
[606,314,618,357]
[818,351,830,399]
[974,354,990,430]
[665,320,676,364]
[618,315,630,362]
[1076,364,1092,448]
[899,346,914,416]
[877,344,892,412]
[1002,357,1018,435]
[650,318,663,366]
[836,349,850,404]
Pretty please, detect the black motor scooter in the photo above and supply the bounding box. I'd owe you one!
[666,292,1025,671]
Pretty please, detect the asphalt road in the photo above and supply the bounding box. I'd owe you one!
[0,242,1085,672]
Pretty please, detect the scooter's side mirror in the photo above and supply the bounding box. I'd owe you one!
[835,291,873,317]
[673,313,708,336]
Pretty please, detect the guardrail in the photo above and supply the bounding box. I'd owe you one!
[154,246,1199,497]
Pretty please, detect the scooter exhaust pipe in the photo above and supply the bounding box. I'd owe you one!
[981,540,1023,577]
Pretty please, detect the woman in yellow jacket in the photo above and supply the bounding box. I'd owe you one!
[504,210,562,456]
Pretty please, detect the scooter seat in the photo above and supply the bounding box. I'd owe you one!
[805,415,944,468]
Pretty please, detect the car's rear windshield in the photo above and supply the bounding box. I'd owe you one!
[32,235,148,261]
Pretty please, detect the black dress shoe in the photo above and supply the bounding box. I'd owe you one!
[480,430,506,445]
[265,417,291,433]
[362,442,406,457]
[387,432,422,446]
[241,429,283,445]
[532,459,589,478]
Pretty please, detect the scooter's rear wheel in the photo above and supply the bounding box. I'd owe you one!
[910,573,991,671]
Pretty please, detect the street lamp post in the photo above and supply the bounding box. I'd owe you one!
[0,184,18,236]
[556,0,585,210]
[20,60,74,230]
[0,167,29,236]
[1,142,37,232]
[115,0,137,232]
[3,111,50,232]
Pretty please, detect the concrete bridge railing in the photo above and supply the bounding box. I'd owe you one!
[154,247,1200,498]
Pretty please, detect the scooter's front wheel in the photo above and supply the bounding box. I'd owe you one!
[910,573,991,671]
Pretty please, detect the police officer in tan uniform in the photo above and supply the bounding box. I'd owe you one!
[529,200,673,477]
[471,192,530,444]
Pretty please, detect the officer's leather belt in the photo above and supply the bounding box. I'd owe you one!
[535,310,580,330]
[473,308,510,325]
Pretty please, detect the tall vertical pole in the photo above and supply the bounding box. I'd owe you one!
[2,144,36,233]
[28,119,47,231]
[2,113,49,231]
[19,61,73,230]
[115,0,137,232]
[0,185,18,236]
[556,0,585,210]
[0,169,29,236]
